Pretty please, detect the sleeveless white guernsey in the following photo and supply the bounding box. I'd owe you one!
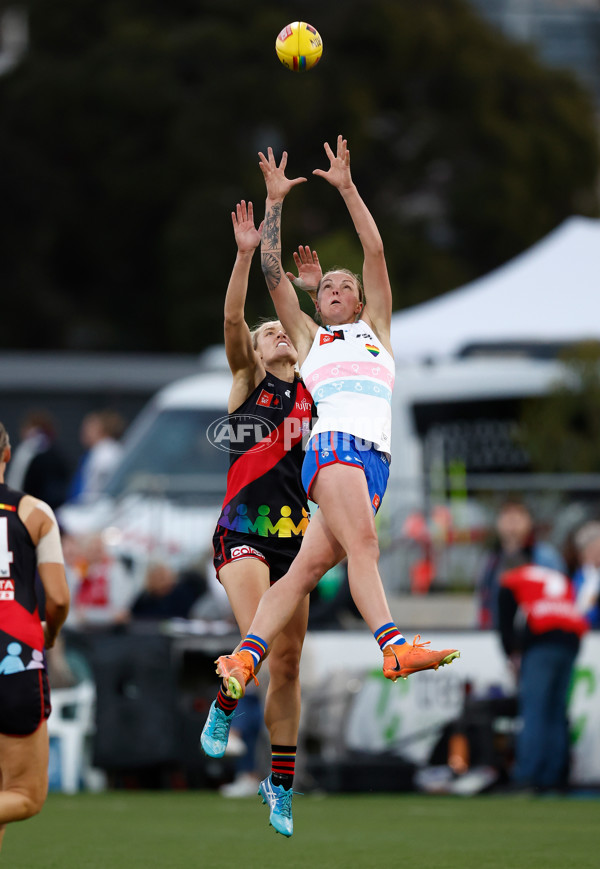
[300,320,395,456]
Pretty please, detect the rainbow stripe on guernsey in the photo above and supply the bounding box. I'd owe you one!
[0,504,16,512]
[365,344,380,357]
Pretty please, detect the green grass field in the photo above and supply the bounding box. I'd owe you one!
[2,791,598,869]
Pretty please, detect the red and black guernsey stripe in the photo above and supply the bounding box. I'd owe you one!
[0,483,45,664]
[217,374,314,539]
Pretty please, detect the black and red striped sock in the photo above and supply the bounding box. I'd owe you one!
[215,685,238,716]
[271,744,296,791]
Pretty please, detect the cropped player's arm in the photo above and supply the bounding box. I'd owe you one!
[223,200,262,377]
[259,149,316,355]
[314,136,393,346]
[24,498,70,649]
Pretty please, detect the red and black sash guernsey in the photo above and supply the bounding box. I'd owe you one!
[0,483,45,666]
[217,374,314,539]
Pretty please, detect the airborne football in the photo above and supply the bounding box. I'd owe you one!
[275,21,323,71]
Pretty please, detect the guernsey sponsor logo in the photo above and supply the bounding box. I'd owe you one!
[320,330,345,345]
[230,545,265,561]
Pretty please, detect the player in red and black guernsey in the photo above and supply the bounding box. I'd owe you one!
[201,201,315,811]
[0,422,70,853]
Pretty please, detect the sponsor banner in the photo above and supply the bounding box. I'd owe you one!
[301,631,600,784]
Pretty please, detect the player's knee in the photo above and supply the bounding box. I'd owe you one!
[10,787,46,821]
[27,793,46,819]
[288,561,322,596]
[269,648,301,684]
[307,553,337,589]
[348,529,380,561]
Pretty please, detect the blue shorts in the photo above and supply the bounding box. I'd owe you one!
[301,432,390,515]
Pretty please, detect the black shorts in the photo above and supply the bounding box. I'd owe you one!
[212,526,302,583]
[0,668,51,736]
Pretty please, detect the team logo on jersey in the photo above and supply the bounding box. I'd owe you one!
[206,414,279,454]
[256,390,281,408]
[320,330,345,345]
[0,579,15,601]
[365,344,380,357]
[257,389,273,407]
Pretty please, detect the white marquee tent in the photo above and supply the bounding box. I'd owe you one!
[390,216,600,363]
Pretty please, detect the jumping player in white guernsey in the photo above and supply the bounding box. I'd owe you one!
[215,138,460,820]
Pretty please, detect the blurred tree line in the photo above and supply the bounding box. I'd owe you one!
[0,0,597,352]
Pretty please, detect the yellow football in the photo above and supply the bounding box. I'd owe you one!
[275,21,323,72]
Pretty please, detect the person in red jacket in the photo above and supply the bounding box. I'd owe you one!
[499,564,588,792]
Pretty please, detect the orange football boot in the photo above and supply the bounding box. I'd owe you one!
[215,650,259,700]
[383,635,460,681]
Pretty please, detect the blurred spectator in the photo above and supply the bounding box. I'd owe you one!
[5,410,70,509]
[64,533,135,627]
[476,499,565,629]
[69,409,125,502]
[129,561,206,621]
[573,520,600,628]
[498,564,588,792]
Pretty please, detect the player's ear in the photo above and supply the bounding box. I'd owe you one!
[1,445,11,464]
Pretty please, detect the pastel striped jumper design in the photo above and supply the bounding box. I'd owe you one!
[300,320,395,456]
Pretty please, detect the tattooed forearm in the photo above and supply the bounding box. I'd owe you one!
[261,252,282,292]
[262,202,282,251]
[261,200,283,291]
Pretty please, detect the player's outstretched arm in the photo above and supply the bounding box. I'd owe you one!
[223,200,263,382]
[313,135,392,346]
[259,149,317,359]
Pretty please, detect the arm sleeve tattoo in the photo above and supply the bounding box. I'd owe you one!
[261,202,283,292]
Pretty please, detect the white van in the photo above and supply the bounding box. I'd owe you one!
[58,367,232,610]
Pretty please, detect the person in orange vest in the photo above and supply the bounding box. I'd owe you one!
[499,564,588,793]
